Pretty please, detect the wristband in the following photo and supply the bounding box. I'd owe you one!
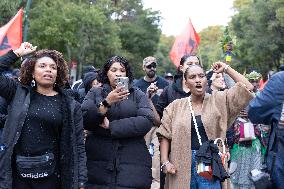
[224,65,230,73]
[161,160,170,171]
[102,99,111,108]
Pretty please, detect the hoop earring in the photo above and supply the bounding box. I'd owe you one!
[31,79,36,87]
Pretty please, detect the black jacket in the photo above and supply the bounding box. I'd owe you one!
[156,77,190,117]
[0,51,87,189]
[81,84,154,189]
[195,140,229,182]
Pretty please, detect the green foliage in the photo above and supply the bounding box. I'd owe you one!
[1,0,161,79]
[233,0,253,10]
[0,0,22,25]
[198,26,224,69]
[2,0,283,80]
[25,0,161,79]
[114,1,162,78]
[231,0,284,73]
[154,34,176,76]
[219,27,233,53]
[28,0,121,77]
[273,0,284,27]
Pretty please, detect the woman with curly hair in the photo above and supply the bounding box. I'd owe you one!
[81,56,154,188]
[0,42,87,189]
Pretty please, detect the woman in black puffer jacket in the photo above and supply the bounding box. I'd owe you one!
[82,56,154,189]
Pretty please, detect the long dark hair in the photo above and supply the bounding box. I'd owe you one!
[98,56,134,84]
[176,54,201,77]
[180,54,200,66]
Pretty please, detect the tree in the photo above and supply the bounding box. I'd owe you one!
[28,0,121,78]
[0,0,22,26]
[198,26,224,69]
[1,0,162,79]
[154,34,176,76]
[112,0,162,77]
[231,0,284,73]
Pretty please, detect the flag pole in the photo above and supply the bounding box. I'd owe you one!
[23,0,32,42]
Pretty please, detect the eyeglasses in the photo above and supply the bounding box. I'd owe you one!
[145,63,157,69]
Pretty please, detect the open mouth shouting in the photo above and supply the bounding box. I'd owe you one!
[195,84,203,92]
[42,73,54,81]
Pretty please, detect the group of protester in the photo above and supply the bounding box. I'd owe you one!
[0,42,283,189]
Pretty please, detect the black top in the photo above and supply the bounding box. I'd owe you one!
[134,76,169,105]
[156,77,190,117]
[0,50,87,188]
[191,115,208,150]
[15,91,62,156]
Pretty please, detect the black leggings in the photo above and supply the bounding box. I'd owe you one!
[12,170,60,189]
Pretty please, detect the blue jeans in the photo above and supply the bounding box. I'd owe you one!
[190,150,221,189]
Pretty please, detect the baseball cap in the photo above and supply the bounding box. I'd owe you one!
[143,56,157,67]
[164,72,173,78]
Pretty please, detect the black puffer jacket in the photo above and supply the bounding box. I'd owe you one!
[81,84,154,189]
[0,51,87,189]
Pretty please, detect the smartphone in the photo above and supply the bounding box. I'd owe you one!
[116,77,129,91]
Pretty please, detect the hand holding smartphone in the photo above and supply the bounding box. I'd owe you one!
[116,77,129,91]
[106,77,129,105]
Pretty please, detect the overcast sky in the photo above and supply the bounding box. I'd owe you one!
[143,0,236,36]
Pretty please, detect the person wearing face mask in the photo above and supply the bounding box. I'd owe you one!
[0,43,87,189]
[81,56,155,189]
[156,62,254,189]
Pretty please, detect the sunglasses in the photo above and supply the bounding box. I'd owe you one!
[146,63,157,69]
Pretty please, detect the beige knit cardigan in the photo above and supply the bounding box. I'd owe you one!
[156,83,254,189]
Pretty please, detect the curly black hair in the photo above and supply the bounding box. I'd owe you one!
[20,49,69,87]
[98,56,134,84]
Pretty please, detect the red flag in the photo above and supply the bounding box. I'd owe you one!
[169,18,200,67]
[0,8,23,56]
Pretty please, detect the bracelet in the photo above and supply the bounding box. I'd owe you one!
[224,64,230,73]
[160,160,170,171]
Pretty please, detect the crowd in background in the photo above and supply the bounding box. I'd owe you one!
[0,42,283,189]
